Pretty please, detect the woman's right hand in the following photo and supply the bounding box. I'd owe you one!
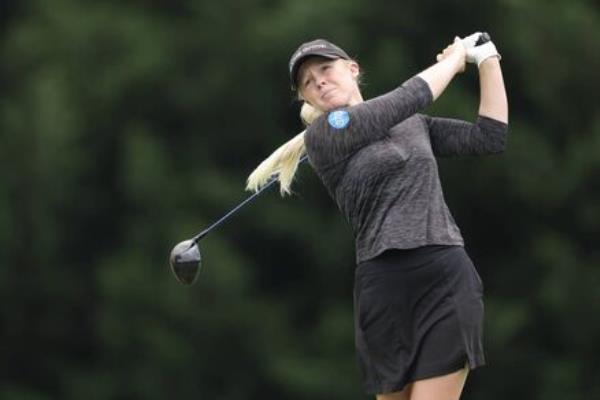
[417,36,469,101]
[436,37,467,73]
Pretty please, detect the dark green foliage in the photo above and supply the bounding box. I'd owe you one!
[0,0,598,398]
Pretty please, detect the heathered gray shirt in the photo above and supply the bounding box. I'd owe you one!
[304,76,508,264]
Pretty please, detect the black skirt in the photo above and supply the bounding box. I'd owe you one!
[353,245,485,395]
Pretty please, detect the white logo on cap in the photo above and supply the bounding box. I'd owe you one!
[290,44,329,69]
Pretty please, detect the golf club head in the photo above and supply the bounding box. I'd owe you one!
[169,239,201,285]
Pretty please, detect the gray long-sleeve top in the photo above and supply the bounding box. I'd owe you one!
[304,76,508,264]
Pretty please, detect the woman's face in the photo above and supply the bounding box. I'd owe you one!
[297,57,363,112]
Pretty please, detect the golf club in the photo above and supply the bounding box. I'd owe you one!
[473,32,490,46]
[169,155,309,285]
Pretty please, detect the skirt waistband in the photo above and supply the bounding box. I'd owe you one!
[356,245,463,276]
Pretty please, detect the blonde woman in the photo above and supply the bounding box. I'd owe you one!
[247,35,508,400]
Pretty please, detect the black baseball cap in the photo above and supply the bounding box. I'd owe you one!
[289,39,350,90]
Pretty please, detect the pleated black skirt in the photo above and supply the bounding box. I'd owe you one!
[353,245,485,395]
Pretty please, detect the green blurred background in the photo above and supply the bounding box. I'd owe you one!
[1,0,598,399]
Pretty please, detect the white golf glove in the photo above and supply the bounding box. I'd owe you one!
[461,32,484,49]
[468,42,501,67]
[460,32,502,66]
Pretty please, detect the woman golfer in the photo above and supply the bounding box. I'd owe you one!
[247,33,508,399]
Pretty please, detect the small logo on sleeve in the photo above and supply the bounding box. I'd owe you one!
[327,110,350,130]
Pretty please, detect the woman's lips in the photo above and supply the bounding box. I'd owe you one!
[321,89,337,100]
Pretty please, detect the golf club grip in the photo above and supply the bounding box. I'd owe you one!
[476,32,491,46]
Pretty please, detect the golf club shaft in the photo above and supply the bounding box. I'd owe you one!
[192,154,309,242]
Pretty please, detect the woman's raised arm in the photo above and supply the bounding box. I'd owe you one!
[477,57,508,123]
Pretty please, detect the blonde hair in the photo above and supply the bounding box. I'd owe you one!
[246,103,323,196]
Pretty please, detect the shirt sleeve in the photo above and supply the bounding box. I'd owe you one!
[423,114,509,157]
[305,76,433,170]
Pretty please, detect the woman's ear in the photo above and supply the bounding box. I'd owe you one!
[298,93,311,106]
[298,92,312,106]
[348,61,360,79]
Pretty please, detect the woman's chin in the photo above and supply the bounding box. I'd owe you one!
[321,98,347,111]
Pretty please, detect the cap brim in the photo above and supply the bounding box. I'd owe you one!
[291,54,341,90]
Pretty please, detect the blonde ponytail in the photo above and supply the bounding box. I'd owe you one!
[246,103,324,196]
[300,102,323,126]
